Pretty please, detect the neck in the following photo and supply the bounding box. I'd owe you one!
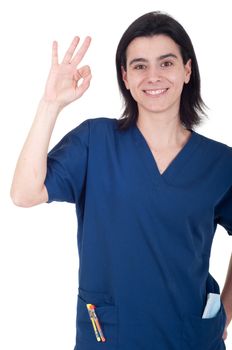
[136,112,190,151]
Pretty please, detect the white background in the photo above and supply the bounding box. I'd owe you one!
[0,0,232,349]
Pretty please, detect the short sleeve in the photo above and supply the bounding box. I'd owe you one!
[44,119,89,204]
[215,185,232,236]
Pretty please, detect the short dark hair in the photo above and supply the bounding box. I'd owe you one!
[115,11,208,131]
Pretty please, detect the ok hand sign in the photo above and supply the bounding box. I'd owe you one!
[43,36,92,110]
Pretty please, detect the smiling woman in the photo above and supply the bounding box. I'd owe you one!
[10,10,232,350]
[115,12,206,132]
[121,35,192,123]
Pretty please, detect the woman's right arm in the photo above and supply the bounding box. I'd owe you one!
[10,36,92,207]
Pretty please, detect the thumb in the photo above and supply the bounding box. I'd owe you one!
[222,328,227,340]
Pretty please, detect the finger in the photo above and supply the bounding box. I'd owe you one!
[62,36,80,64]
[75,72,92,98]
[73,66,91,89]
[52,41,58,65]
[71,36,91,67]
[74,65,91,80]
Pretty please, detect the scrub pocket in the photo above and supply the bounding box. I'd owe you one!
[182,301,227,350]
[76,287,118,350]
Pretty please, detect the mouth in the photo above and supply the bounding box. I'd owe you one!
[143,88,169,96]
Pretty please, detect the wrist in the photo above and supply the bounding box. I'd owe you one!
[34,98,62,127]
[39,96,63,114]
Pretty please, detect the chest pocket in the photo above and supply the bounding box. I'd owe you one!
[75,287,118,350]
[181,297,226,350]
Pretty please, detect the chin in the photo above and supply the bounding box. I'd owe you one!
[143,106,170,114]
[138,101,179,115]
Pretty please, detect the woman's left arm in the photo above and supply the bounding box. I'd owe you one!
[221,253,232,340]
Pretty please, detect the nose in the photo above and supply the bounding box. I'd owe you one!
[146,66,162,83]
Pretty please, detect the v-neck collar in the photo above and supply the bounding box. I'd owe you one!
[131,121,202,186]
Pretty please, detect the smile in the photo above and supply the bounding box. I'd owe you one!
[143,88,168,96]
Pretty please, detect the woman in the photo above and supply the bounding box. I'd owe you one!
[11,11,232,350]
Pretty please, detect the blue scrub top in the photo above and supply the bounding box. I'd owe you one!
[45,117,231,350]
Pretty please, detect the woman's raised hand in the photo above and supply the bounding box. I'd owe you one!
[42,36,92,109]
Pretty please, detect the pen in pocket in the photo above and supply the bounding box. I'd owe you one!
[86,304,101,341]
[86,304,106,342]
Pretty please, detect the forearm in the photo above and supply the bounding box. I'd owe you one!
[10,98,61,206]
[221,253,232,327]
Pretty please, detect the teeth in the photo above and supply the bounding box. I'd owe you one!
[144,89,167,95]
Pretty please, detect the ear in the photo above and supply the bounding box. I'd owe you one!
[184,59,192,84]
[121,65,130,90]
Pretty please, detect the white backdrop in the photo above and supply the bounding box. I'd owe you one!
[0,0,232,349]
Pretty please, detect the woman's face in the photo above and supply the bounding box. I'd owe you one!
[121,34,192,118]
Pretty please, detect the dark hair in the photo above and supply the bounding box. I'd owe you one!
[115,11,208,131]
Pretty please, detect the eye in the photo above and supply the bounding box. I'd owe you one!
[161,61,173,67]
[134,64,146,70]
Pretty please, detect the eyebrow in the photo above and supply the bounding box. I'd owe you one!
[128,53,178,66]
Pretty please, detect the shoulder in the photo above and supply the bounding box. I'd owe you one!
[65,117,116,144]
[84,117,118,139]
[87,117,118,130]
[196,131,232,167]
[197,131,232,155]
